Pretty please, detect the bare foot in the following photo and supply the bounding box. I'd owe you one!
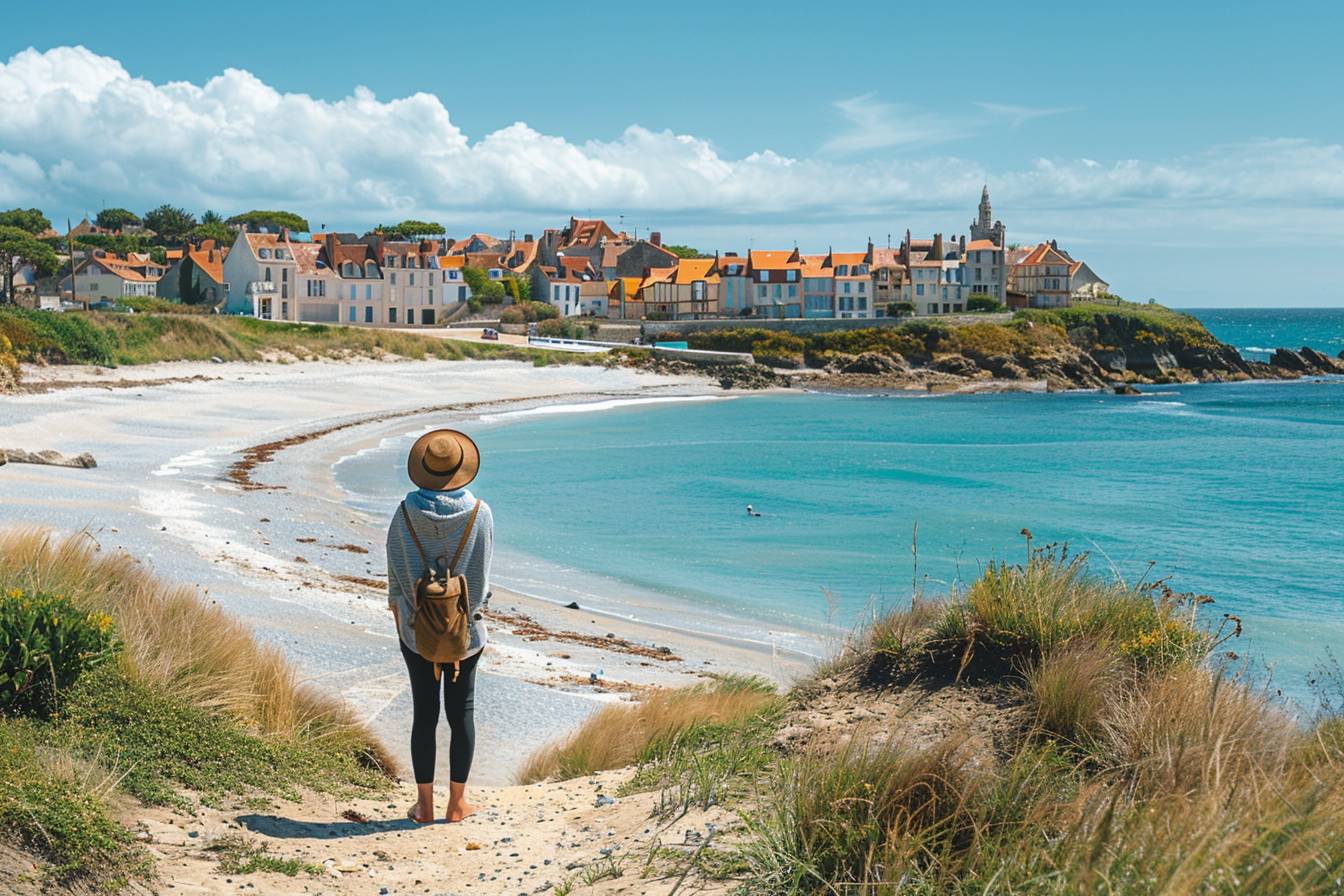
[444,800,475,823]
[407,802,434,824]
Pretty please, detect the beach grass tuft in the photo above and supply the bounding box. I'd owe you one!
[517,675,781,785]
[0,528,395,772]
[0,528,395,889]
[728,547,1344,894]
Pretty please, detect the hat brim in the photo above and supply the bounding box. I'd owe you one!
[407,429,480,491]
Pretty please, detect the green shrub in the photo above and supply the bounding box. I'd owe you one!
[0,307,116,365]
[0,590,118,718]
[122,296,208,314]
[0,718,147,885]
[59,668,387,806]
[536,318,589,339]
[0,332,19,388]
[498,300,558,323]
[966,294,1005,313]
[688,328,806,367]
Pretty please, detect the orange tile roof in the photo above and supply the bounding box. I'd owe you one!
[563,218,619,249]
[870,247,903,267]
[186,244,227,284]
[437,255,466,269]
[612,276,646,300]
[966,239,1001,251]
[829,252,866,267]
[673,257,719,285]
[800,255,829,278]
[748,250,800,269]
[1018,242,1072,266]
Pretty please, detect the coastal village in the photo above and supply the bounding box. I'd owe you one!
[3,189,1110,326]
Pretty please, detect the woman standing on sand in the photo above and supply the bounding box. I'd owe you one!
[386,429,493,824]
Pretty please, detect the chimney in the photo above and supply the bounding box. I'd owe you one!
[322,232,337,264]
[930,233,944,261]
[650,231,662,247]
[280,226,290,242]
[1050,239,1058,250]
[524,233,533,242]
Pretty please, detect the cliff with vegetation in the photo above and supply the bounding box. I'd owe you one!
[664,302,1344,392]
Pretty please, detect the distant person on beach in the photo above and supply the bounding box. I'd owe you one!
[386,429,493,824]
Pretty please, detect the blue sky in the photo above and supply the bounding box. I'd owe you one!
[3,0,1343,306]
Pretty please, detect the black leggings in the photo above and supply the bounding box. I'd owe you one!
[400,642,480,785]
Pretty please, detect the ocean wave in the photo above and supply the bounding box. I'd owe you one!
[477,394,732,423]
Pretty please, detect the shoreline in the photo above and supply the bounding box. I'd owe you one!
[0,356,813,785]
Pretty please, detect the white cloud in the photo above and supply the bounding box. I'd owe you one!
[0,46,1341,240]
[821,94,974,155]
[977,102,1081,129]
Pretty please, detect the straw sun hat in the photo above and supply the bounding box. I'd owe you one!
[406,429,480,491]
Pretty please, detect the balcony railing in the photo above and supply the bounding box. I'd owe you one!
[247,281,276,295]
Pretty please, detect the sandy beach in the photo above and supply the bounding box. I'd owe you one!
[0,356,813,786]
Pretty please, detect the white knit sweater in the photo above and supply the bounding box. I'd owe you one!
[386,487,493,656]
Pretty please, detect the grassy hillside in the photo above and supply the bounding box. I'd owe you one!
[0,307,594,370]
[659,300,1224,371]
[0,530,394,890]
[525,545,1344,895]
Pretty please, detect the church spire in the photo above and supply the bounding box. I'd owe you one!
[978,185,992,230]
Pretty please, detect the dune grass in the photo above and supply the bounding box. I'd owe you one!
[0,528,394,765]
[0,529,395,888]
[732,547,1344,895]
[0,306,601,369]
[517,676,782,785]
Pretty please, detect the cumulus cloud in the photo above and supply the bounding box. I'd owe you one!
[1,46,1342,233]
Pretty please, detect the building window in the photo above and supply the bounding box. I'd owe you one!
[282,268,288,282]
[281,301,288,318]
[259,249,270,259]
[389,307,397,323]
[365,306,373,323]
[843,282,852,294]
[365,285,372,300]
[348,305,356,322]
[390,273,396,286]
[264,267,272,282]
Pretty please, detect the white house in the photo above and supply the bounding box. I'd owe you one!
[222,231,298,320]
[65,252,166,300]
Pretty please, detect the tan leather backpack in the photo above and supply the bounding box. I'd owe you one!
[400,500,480,682]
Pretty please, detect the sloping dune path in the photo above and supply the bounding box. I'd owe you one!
[135,772,731,895]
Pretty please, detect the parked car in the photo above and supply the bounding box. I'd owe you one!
[481,327,499,341]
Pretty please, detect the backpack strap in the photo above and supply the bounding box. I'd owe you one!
[447,500,482,574]
[399,502,431,569]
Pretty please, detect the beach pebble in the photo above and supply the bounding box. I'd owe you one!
[594,795,615,807]
[564,601,580,609]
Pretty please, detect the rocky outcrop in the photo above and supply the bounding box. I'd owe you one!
[826,352,910,376]
[716,364,781,390]
[931,354,979,378]
[0,449,97,469]
[1269,348,1344,376]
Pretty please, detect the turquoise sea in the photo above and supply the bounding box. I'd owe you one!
[335,308,1344,706]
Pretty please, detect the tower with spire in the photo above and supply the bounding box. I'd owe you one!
[970,185,1005,247]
